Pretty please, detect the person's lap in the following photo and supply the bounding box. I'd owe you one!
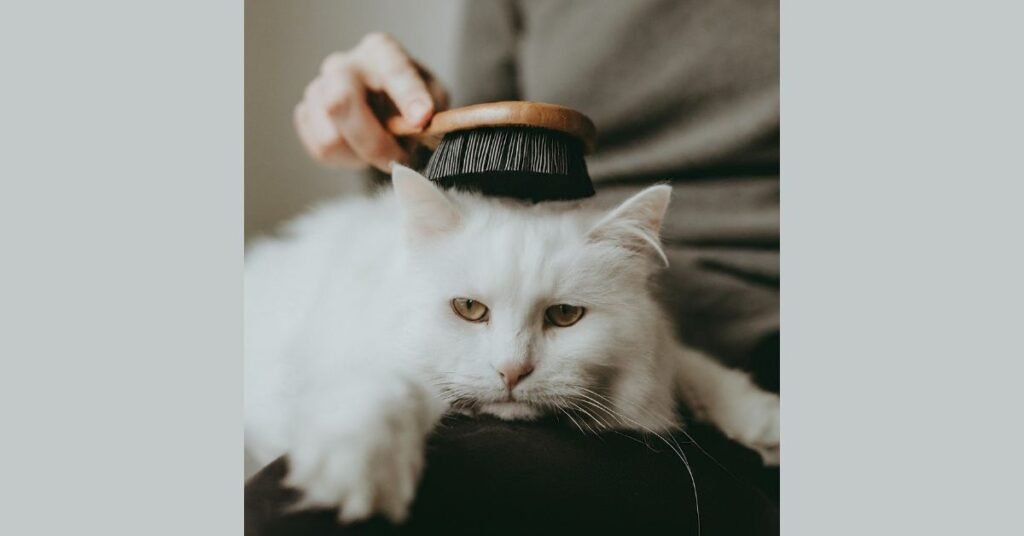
[246,412,779,535]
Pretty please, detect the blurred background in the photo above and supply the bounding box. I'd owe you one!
[245,0,465,242]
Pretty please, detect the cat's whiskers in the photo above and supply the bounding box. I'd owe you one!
[563,401,603,436]
[576,386,680,432]
[557,407,587,435]
[575,386,714,461]
[431,380,483,412]
[563,400,614,432]
[568,388,702,536]
[572,389,706,491]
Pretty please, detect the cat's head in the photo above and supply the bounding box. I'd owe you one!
[390,165,677,430]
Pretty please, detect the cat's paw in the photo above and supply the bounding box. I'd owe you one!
[284,412,425,523]
[715,387,780,466]
[738,391,780,466]
[282,380,437,524]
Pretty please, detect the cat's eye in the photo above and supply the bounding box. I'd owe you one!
[451,298,489,322]
[544,304,585,327]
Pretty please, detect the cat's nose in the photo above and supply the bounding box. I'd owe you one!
[497,363,534,390]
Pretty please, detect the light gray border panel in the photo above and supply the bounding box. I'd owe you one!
[782,1,1024,534]
[0,1,242,534]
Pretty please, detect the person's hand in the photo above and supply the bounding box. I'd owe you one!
[294,32,449,171]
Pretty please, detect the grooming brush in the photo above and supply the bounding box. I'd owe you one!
[385,101,597,203]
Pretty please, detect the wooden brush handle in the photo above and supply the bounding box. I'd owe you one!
[383,101,597,154]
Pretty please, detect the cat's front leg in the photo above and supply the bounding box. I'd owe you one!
[283,369,446,523]
[675,347,780,466]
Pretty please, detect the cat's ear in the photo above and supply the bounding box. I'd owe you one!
[587,184,672,267]
[392,164,462,240]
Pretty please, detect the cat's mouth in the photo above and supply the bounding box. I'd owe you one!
[442,389,550,421]
[476,400,544,421]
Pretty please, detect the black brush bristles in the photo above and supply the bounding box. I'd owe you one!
[421,126,594,203]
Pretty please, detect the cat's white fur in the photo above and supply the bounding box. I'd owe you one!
[245,165,779,523]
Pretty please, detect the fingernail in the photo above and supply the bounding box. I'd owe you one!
[406,100,431,125]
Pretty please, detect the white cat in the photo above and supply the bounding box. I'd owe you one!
[244,165,779,523]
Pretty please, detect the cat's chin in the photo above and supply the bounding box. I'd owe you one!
[477,401,543,421]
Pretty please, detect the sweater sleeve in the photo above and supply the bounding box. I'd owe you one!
[452,0,521,106]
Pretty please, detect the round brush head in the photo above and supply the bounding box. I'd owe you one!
[388,101,597,203]
[423,126,593,202]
